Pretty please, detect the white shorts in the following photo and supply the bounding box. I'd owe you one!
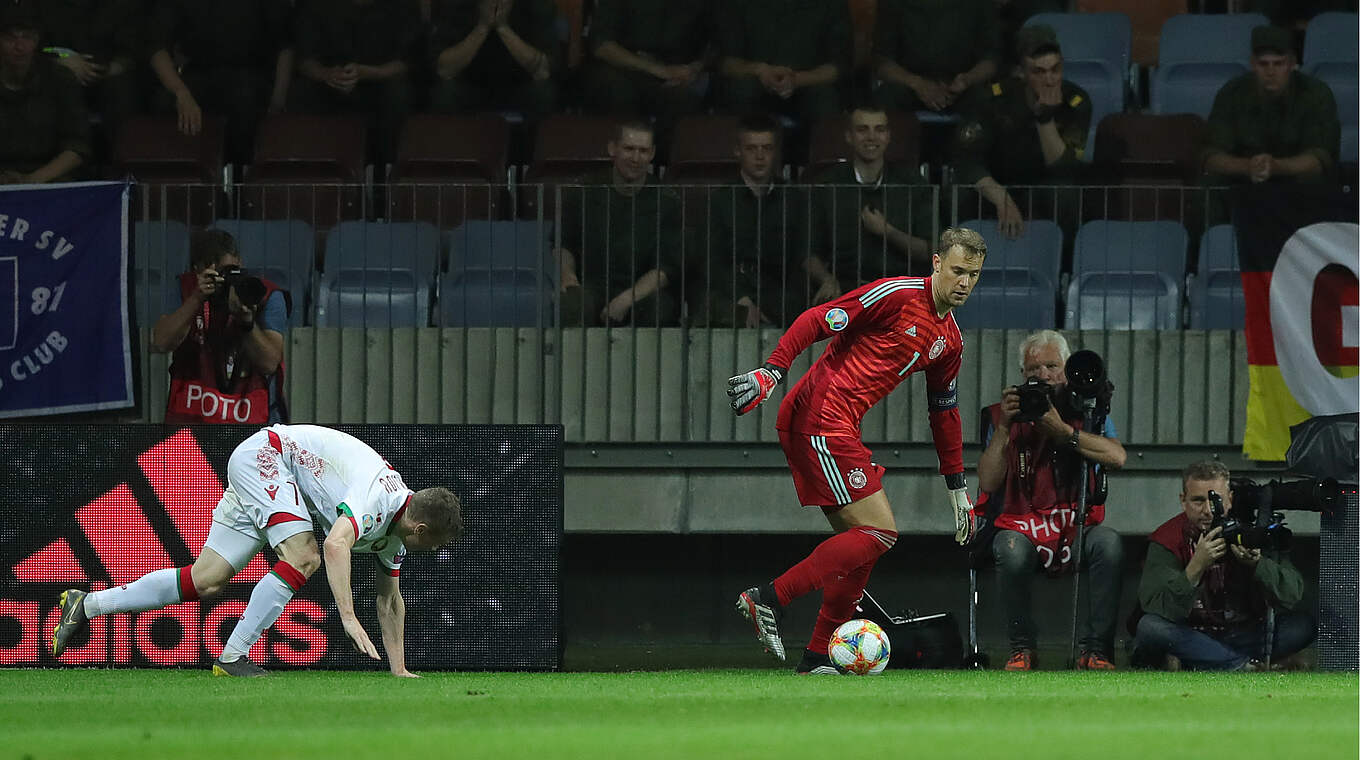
[204,428,314,571]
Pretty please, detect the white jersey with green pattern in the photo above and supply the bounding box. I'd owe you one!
[266,424,411,575]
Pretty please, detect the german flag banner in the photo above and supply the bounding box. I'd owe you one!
[1233,185,1358,461]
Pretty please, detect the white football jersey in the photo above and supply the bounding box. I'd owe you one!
[265,424,410,575]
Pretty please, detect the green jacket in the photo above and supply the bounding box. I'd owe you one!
[953,77,1091,186]
[590,0,712,64]
[1203,70,1340,179]
[717,0,850,76]
[875,0,1000,79]
[0,57,92,177]
[558,172,688,293]
[809,161,938,283]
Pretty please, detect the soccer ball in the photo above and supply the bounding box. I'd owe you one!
[828,619,891,675]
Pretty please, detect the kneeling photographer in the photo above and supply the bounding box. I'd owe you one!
[152,229,290,424]
[976,330,1127,670]
[1132,460,1315,671]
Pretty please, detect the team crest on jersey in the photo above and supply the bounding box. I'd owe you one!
[264,485,279,501]
[847,468,868,490]
[825,307,849,331]
[362,514,374,533]
[928,335,947,359]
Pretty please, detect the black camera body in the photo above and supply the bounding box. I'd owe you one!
[1013,377,1056,423]
[212,265,267,309]
[1208,489,1293,553]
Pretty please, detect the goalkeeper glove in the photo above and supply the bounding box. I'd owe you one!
[727,364,784,416]
[945,473,976,546]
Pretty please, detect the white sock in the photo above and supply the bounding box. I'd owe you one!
[220,572,294,662]
[83,568,180,617]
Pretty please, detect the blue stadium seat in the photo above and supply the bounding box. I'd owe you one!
[1072,219,1188,279]
[441,220,556,327]
[316,221,439,327]
[208,219,314,327]
[959,218,1063,292]
[1066,271,1182,329]
[132,220,190,330]
[1190,224,1244,329]
[1151,13,1268,117]
[952,268,1056,329]
[1303,12,1358,71]
[1026,13,1131,158]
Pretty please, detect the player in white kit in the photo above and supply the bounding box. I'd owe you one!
[50,424,463,677]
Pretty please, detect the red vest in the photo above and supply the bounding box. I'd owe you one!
[164,273,288,425]
[1148,513,1265,631]
[978,403,1105,573]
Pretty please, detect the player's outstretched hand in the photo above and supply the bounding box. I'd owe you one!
[727,364,784,416]
[341,616,381,660]
[948,486,976,546]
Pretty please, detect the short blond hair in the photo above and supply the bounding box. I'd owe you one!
[938,227,987,259]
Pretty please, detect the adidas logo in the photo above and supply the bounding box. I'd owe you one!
[1,429,326,668]
[905,325,917,337]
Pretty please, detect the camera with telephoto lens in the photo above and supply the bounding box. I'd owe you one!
[1208,489,1294,553]
[212,265,267,309]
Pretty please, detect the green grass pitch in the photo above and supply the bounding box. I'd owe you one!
[0,669,1355,760]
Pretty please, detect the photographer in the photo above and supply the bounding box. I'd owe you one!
[152,229,290,424]
[976,330,1127,670]
[1132,460,1314,671]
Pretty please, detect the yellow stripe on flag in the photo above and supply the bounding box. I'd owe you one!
[1244,364,1315,461]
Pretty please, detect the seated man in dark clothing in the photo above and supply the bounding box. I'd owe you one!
[292,0,422,165]
[36,0,143,140]
[691,114,808,328]
[874,0,999,116]
[0,3,92,184]
[556,121,688,327]
[806,104,937,303]
[581,0,711,129]
[1201,25,1340,186]
[148,0,294,164]
[951,25,1091,239]
[716,0,849,124]
[1131,459,1315,671]
[427,0,559,121]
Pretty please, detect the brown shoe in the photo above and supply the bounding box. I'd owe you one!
[1077,651,1116,670]
[1004,650,1034,671]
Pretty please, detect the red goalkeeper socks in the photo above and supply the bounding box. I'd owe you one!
[771,525,897,607]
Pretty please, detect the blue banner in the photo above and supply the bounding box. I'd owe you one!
[0,182,132,418]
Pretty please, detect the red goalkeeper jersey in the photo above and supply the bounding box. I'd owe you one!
[768,277,964,476]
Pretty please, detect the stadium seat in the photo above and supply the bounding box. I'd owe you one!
[441,220,556,327]
[132,220,191,330]
[113,115,227,225]
[665,115,742,184]
[1303,12,1358,72]
[1150,13,1268,117]
[803,110,920,179]
[1072,219,1188,278]
[1093,112,1207,184]
[848,0,877,70]
[520,114,620,219]
[387,114,511,225]
[952,268,1057,329]
[552,0,585,69]
[208,219,315,328]
[1066,271,1181,329]
[1025,12,1132,158]
[1189,224,1244,329]
[958,218,1063,292]
[239,114,369,226]
[1077,0,1185,66]
[315,221,440,327]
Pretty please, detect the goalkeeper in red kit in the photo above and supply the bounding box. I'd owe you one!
[728,227,987,673]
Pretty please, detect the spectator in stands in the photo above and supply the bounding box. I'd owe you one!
[951,25,1090,239]
[806,103,936,303]
[427,0,559,121]
[975,330,1126,671]
[292,0,422,166]
[1201,25,1340,186]
[0,2,91,184]
[715,0,850,124]
[153,229,290,425]
[1130,459,1314,671]
[148,0,294,165]
[581,0,711,132]
[874,0,999,116]
[995,0,1064,72]
[691,114,807,328]
[36,0,143,141]
[555,120,687,327]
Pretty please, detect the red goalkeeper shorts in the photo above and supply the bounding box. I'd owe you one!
[778,429,885,509]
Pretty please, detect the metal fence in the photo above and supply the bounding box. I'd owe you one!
[128,181,1250,444]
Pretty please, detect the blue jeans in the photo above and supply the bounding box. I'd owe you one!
[1133,611,1316,670]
